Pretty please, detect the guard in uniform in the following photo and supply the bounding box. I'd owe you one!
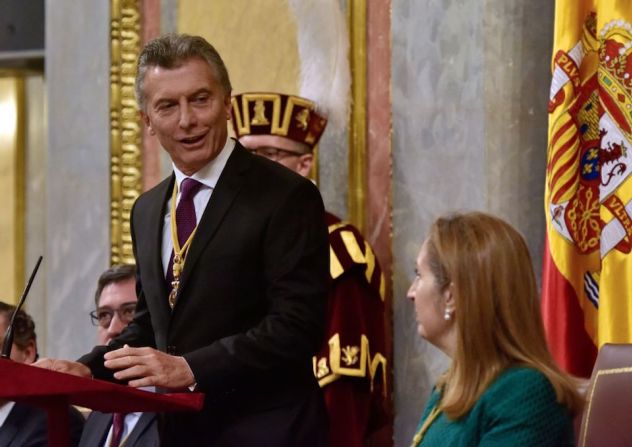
[231,92,388,447]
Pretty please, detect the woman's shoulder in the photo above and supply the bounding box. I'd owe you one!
[473,366,574,446]
[484,368,571,427]
[481,366,557,408]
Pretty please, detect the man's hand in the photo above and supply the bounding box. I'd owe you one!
[103,346,195,389]
[33,358,92,378]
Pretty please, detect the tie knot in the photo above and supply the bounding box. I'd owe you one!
[180,178,203,201]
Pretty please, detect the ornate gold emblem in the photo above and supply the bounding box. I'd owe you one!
[566,183,601,253]
[341,345,359,366]
[314,334,387,391]
[251,100,270,125]
[294,108,310,130]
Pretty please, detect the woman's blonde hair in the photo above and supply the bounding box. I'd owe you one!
[426,212,583,418]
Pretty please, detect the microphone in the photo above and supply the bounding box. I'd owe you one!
[1,256,43,359]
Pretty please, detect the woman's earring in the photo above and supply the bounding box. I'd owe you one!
[444,309,452,321]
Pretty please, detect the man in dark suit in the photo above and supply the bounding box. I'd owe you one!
[0,302,84,447]
[36,34,329,446]
[79,265,158,447]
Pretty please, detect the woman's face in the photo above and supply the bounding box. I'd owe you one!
[407,239,454,352]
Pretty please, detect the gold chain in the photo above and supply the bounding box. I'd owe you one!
[409,404,442,447]
[168,181,198,309]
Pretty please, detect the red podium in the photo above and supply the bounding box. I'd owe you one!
[0,358,204,446]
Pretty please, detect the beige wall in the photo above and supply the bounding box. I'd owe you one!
[178,0,300,97]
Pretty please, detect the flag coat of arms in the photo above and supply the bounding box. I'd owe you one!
[543,0,632,376]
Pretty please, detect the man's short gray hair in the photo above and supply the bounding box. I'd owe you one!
[135,33,232,111]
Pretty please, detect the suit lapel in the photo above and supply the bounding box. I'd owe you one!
[0,404,27,446]
[175,144,251,307]
[82,412,113,446]
[124,412,156,446]
[141,176,174,317]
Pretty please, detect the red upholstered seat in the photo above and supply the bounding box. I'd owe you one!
[576,343,632,446]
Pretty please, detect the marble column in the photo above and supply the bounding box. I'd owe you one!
[391,0,553,444]
[43,0,111,357]
[366,0,394,443]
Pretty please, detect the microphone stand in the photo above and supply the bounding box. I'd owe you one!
[1,256,43,359]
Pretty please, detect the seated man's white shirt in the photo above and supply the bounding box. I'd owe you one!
[0,401,15,427]
[102,412,141,447]
[100,385,155,445]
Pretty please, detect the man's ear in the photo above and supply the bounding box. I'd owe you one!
[140,111,155,135]
[16,340,37,364]
[224,93,232,120]
[296,153,314,177]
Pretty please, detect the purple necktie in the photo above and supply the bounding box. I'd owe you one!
[166,178,204,285]
[111,412,126,447]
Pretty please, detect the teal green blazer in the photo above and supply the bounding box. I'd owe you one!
[414,367,574,446]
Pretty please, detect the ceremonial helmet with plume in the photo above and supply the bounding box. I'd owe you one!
[230,0,350,153]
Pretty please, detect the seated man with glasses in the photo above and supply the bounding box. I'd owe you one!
[79,265,159,447]
[90,301,136,343]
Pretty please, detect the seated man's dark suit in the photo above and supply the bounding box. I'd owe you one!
[78,411,158,447]
[79,143,330,446]
[0,402,84,447]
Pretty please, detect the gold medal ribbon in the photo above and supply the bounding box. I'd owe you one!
[409,401,442,447]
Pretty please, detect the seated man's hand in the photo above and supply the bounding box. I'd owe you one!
[104,346,195,389]
[33,358,92,378]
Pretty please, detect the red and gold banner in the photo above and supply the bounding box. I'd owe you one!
[543,0,632,376]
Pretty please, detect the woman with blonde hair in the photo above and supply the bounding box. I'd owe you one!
[407,212,583,446]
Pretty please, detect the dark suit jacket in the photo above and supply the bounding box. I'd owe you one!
[78,411,158,447]
[79,143,329,445]
[0,402,84,447]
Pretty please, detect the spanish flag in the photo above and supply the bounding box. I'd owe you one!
[543,0,632,377]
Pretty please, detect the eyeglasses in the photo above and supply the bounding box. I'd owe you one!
[247,147,303,161]
[90,303,137,328]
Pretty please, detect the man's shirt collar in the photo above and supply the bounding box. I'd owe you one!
[172,138,235,190]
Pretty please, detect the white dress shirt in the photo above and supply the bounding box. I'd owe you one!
[100,385,155,446]
[161,138,235,276]
[102,412,141,447]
